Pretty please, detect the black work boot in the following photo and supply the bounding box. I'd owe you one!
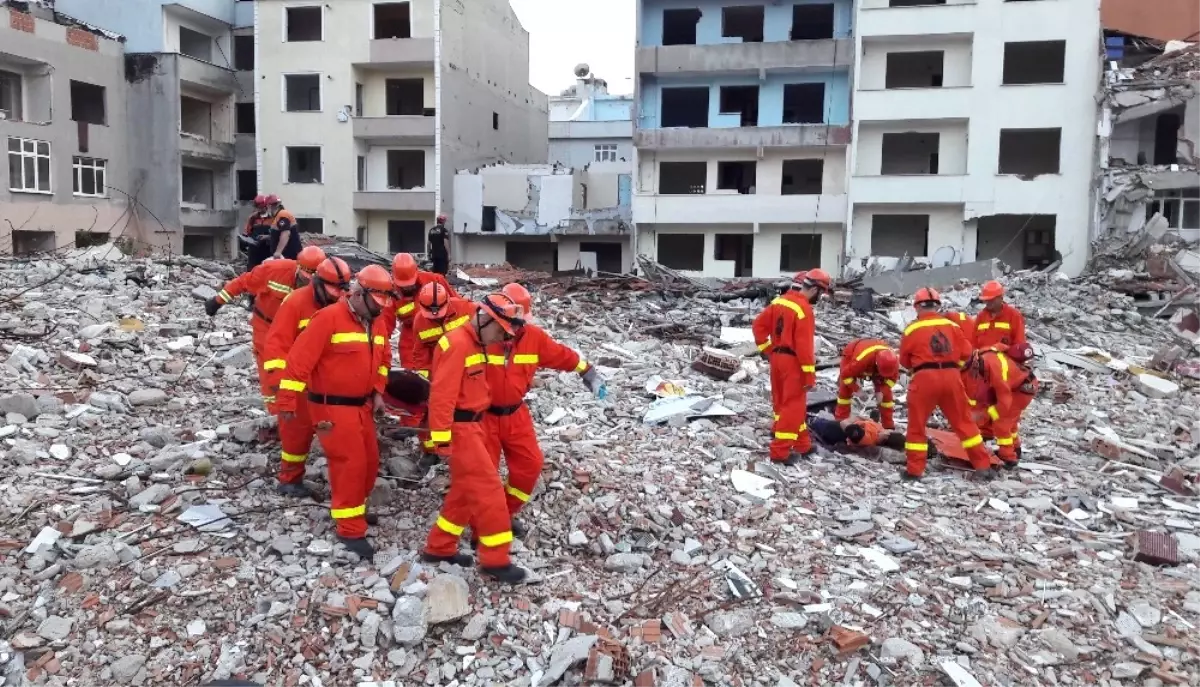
[781,449,815,466]
[421,551,473,567]
[277,482,313,498]
[971,468,999,482]
[481,564,528,584]
[1001,459,1020,471]
[511,518,528,539]
[899,469,923,482]
[337,536,376,560]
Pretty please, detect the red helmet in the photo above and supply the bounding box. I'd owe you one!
[797,268,832,292]
[417,282,452,319]
[980,280,1005,301]
[314,257,351,302]
[356,265,395,309]
[436,214,447,224]
[501,283,532,317]
[296,245,326,272]
[913,287,942,306]
[252,194,270,209]
[1006,342,1035,363]
[481,293,526,336]
[875,349,900,379]
[392,253,419,287]
[264,194,281,206]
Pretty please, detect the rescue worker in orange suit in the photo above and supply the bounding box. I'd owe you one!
[259,194,303,261]
[410,283,478,454]
[899,287,998,481]
[261,257,352,496]
[205,245,326,408]
[238,195,274,271]
[833,339,900,429]
[947,311,977,349]
[275,265,396,560]
[422,293,530,583]
[483,283,604,535]
[751,269,832,465]
[962,342,1038,468]
[974,280,1026,349]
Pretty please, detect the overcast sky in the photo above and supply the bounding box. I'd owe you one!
[508,0,636,97]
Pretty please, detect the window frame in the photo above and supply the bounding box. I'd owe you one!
[283,145,324,184]
[594,143,618,163]
[7,136,52,194]
[283,5,325,43]
[282,72,323,113]
[72,156,107,198]
[0,68,24,122]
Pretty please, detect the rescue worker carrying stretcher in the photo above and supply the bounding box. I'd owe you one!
[899,287,999,481]
[752,269,831,465]
[962,341,1038,468]
[275,265,396,560]
[383,253,458,372]
[422,293,531,583]
[411,283,477,455]
[261,257,352,496]
[482,283,605,536]
[833,339,900,429]
[975,280,1026,349]
[205,245,326,408]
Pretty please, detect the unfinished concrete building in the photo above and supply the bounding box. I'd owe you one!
[453,163,633,273]
[549,67,634,171]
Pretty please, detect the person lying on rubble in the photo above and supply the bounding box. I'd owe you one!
[807,414,906,451]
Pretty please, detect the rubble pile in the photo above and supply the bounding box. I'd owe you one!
[1,247,1199,687]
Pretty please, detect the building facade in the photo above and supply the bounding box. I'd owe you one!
[846,0,1102,276]
[549,68,634,170]
[255,0,547,256]
[632,0,854,279]
[1,2,130,254]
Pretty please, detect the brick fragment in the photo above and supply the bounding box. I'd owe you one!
[1133,530,1179,566]
[1160,467,1196,496]
[662,610,694,638]
[828,625,870,655]
[634,668,656,687]
[584,638,631,683]
[559,608,581,629]
[66,27,98,51]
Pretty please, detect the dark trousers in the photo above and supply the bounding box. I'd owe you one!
[431,255,449,275]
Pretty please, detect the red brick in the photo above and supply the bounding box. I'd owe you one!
[828,626,870,655]
[1133,530,1179,566]
[66,27,98,51]
[558,609,581,629]
[9,9,34,33]
[634,668,656,687]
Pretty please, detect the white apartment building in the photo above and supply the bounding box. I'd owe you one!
[848,0,1102,276]
[256,0,548,255]
[549,67,634,171]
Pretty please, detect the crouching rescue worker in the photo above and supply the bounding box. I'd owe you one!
[261,257,352,495]
[899,288,998,481]
[962,342,1038,468]
[834,339,900,429]
[751,269,831,465]
[422,293,530,583]
[483,283,605,535]
[975,280,1026,349]
[205,245,326,408]
[275,265,396,560]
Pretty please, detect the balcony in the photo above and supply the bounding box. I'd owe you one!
[365,38,435,67]
[634,125,851,151]
[855,87,973,121]
[353,190,435,212]
[352,116,435,145]
[632,193,847,225]
[549,120,633,141]
[180,133,235,163]
[180,207,237,228]
[177,55,236,95]
[636,39,853,76]
[858,0,978,38]
[851,175,966,205]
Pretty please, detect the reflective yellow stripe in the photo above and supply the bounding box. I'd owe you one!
[775,432,799,440]
[331,332,369,344]
[445,315,471,332]
[298,319,310,329]
[801,365,816,373]
[378,366,389,376]
[797,423,807,432]
[263,395,276,403]
[987,406,1000,421]
[842,377,856,385]
[422,439,436,449]
[513,354,539,365]
[267,281,292,295]
[419,327,445,340]
[479,531,514,547]
[957,361,966,368]
[757,340,771,352]
[373,335,386,345]
[464,354,486,368]
[967,398,977,406]
[978,321,1012,331]
[880,402,895,408]
[397,302,416,315]
[436,516,465,536]
[996,437,1015,446]
[836,398,853,405]
[773,413,780,421]
[417,369,429,379]
[998,353,1010,382]
[885,379,896,388]
[770,297,806,319]
[505,484,531,503]
[264,359,286,370]
[854,344,888,362]
[575,359,588,372]
[330,504,366,519]
[218,289,232,302]
[281,451,307,463]
[280,379,306,392]
[486,354,507,365]
[961,434,984,449]
[430,430,451,442]
[903,318,954,336]
[437,336,450,351]
[905,442,929,451]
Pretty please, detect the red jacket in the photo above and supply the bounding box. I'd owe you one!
[947,311,977,349]
[411,298,477,376]
[275,299,392,412]
[962,349,1037,420]
[838,338,897,386]
[975,304,1026,349]
[260,284,327,391]
[751,291,816,384]
[485,324,588,407]
[899,312,973,371]
[215,259,302,326]
[382,272,459,336]
[427,325,491,447]
[847,418,884,447]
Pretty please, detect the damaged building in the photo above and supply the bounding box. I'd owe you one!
[453,163,632,273]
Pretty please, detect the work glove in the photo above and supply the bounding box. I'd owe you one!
[204,297,222,317]
[580,366,607,399]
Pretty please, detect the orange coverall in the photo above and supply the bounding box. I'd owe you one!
[261,284,329,485]
[275,300,391,539]
[381,272,458,372]
[752,291,816,461]
[484,324,590,514]
[847,418,884,447]
[948,311,977,349]
[962,349,1038,463]
[215,259,304,405]
[411,299,477,452]
[423,326,514,569]
[899,312,994,476]
[975,304,1026,349]
[834,339,898,429]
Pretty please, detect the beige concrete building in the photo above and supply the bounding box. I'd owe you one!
[255,0,548,255]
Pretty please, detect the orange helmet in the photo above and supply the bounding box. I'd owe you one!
[296,245,326,272]
[796,268,832,292]
[356,264,395,309]
[501,283,533,317]
[263,194,280,206]
[913,287,941,306]
[313,257,351,303]
[1006,342,1035,363]
[417,281,452,319]
[392,253,419,288]
[875,349,900,379]
[980,280,1005,301]
[481,293,526,336]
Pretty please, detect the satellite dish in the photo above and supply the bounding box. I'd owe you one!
[930,245,959,267]
[574,63,590,78]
